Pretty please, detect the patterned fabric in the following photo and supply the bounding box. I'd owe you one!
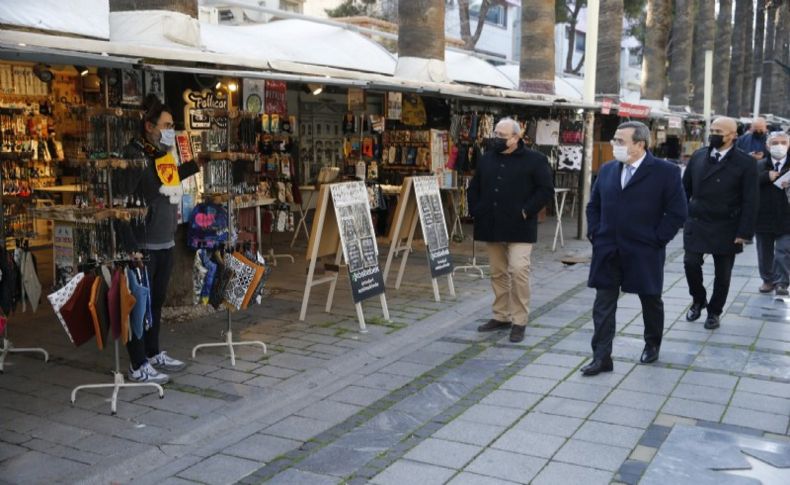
[193,251,208,305]
[558,145,584,171]
[60,273,97,347]
[223,252,258,310]
[47,272,85,343]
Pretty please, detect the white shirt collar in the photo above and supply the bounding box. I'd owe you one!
[772,157,788,169]
[627,152,647,171]
[713,146,732,159]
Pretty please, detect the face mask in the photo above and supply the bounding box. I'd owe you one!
[159,128,176,147]
[708,134,725,149]
[754,131,766,138]
[488,138,509,153]
[770,145,789,160]
[612,145,629,162]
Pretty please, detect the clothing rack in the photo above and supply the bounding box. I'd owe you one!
[192,156,267,366]
[69,73,163,414]
[453,239,489,279]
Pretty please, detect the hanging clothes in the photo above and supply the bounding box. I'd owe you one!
[47,271,85,344]
[193,251,208,306]
[126,268,150,340]
[107,268,122,341]
[88,276,110,351]
[119,269,136,344]
[60,273,97,347]
[19,250,41,312]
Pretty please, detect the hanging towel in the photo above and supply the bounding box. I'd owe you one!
[47,272,85,344]
[21,251,42,313]
[60,273,97,347]
[88,277,110,351]
[107,268,122,341]
[119,270,136,344]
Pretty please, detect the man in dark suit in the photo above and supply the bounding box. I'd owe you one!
[754,131,790,295]
[468,118,554,343]
[683,116,758,330]
[583,121,687,376]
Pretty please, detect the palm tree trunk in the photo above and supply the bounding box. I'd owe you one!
[641,0,672,100]
[596,0,624,99]
[713,0,733,114]
[520,0,555,94]
[395,0,447,82]
[691,0,716,113]
[741,0,754,115]
[771,1,789,113]
[668,0,696,108]
[565,3,583,73]
[752,0,766,115]
[727,0,748,116]
[110,0,197,17]
[761,2,777,113]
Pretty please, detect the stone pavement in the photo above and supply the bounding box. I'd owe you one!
[2,217,790,484]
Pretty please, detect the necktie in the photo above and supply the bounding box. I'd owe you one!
[775,162,782,172]
[623,164,634,187]
[712,152,722,164]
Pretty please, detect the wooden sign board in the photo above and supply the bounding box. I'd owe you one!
[301,182,389,331]
[383,176,455,302]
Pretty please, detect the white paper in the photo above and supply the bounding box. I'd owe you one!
[773,171,790,189]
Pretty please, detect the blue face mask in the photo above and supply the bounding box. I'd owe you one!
[159,128,176,147]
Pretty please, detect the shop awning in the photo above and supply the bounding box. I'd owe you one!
[445,51,515,89]
[0,0,110,40]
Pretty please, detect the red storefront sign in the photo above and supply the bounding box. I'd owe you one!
[601,98,613,115]
[618,102,651,119]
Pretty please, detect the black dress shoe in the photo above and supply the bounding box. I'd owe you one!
[509,324,526,343]
[640,346,660,364]
[686,301,707,322]
[477,319,511,332]
[704,314,721,329]
[581,357,614,376]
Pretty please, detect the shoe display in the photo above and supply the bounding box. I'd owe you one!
[509,324,525,343]
[128,362,170,385]
[477,319,511,332]
[704,314,721,330]
[148,351,187,373]
[686,301,706,322]
[640,346,659,364]
[581,357,613,376]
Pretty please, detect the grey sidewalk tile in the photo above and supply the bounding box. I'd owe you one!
[693,346,750,373]
[264,416,334,441]
[573,421,644,449]
[0,450,89,483]
[252,365,300,379]
[517,364,572,380]
[532,353,586,368]
[362,410,424,435]
[480,390,542,410]
[266,468,341,485]
[722,407,790,434]
[296,400,362,422]
[554,439,631,472]
[501,375,557,394]
[744,351,790,380]
[679,371,738,389]
[550,381,612,403]
[28,422,93,446]
[604,389,666,412]
[296,443,378,477]
[590,404,657,429]
[465,448,547,484]
[446,471,521,485]
[371,460,456,485]
[729,391,790,415]
[400,349,454,367]
[205,368,254,384]
[671,383,733,405]
[618,367,683,395]
[514,412,584,438]
[329,385,389,407]
[177,454,259,484]
[135,389,225,417]
[737,377,790,398]
[379,361,433,378]
[403,438,482,469]
[661,397,726,421]
[224,434,300,463]
[456,404,525,427]
[490,428,566,458]
[0,442,27,462]
[354,372,413,391]
[432,420,506,447]
[533,396,597,418]
[532,462,613,485]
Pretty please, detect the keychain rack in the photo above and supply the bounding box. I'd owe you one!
[68,73,163,414]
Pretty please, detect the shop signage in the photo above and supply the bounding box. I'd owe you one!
[412,176,453,278]
[348,88,366,112]
[53,223,75,289]
[175,131,194,162]
[601,98,613,115]
[619,102,651,119]
[387,92,402,120]
[242,78,265,114]
[330,182,386,303]
[182,89,228,130]
[668,116,683,129]
[264,80,287,115]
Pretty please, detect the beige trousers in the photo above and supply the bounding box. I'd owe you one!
[486,242,533,326]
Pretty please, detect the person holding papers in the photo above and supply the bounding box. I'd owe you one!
[755,131,790,296]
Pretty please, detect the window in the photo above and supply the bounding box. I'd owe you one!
[470,3,507,27]
[628,47,642,68]
[575,32,586,53]
[278,0,302,13]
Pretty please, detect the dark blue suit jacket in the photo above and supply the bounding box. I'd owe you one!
[587,152,688,295]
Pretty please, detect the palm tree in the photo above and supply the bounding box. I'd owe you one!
[727,0,749,116]
[641,0,672,100]
[771,1,789,113]
[110,0,197,17]
[667,0,696,108]
[691,0,716,113]
[713,0,733,114]
[395,0,447,81]
[596,0,625,99]
[761,1,777,113]
[520,0,556,94]
[458,0,507,49]
[741,0,754,114]
[752,0,767,114]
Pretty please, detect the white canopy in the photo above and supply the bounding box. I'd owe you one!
[0,0,110,39]
[496,64,585,101]
[445,51,515,89]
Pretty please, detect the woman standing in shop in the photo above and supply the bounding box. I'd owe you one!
[123,94,200,384]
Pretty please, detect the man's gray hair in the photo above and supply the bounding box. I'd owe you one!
[497,117,523,137]
[617,121,651,148]
[768,131,790,143]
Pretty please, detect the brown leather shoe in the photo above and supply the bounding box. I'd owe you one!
[509,324,526,343]
[759,282,775,293]
[477,319,511,332]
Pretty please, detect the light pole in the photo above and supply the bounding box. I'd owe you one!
[579,0,600,239]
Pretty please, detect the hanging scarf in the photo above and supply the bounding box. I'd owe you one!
[140,139,183,205]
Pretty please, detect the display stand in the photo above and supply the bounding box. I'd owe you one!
[553,188,570,252]
[290,185,316,247]
[383,177,455,302]
[299,183,389,331]
[257,204,294,267]
[453,239,489,279]
[441,187,465,242]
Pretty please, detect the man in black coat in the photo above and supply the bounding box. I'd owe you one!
[467,118,554,343]
[755,131,790,295]
[683,116,758,330]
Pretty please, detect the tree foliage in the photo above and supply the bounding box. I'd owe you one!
[325,0,379,18]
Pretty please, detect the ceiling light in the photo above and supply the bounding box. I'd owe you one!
[215,81,223,90]
[74,65,89,76]
[227,82,238,92]
[305,83,323,95]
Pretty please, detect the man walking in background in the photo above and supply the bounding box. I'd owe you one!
[736,117,769,161]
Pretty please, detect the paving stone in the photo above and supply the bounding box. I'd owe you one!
[432,420,506,447]
[252,365,300,379]
[266,468,341,485]
[246,375,282,388]
[652,414,696,428]
[362,410,424,435]
[518,364,572,380]
[267,354,331,371]
[604,389,666,412]
[722,407,790,434]
[224,434,301,462]
[172,373,222,389]
[550,381,611,403]
[480,390,542,410]
[501,375,556,394]
[403,438,481,469]
[355,372,413,391]
[400,349,454,367]
[29,422,93,446]
[670,383,733,405]
[629,444,657,462]
[491,428,566,458]
[135,389,225,417]
[618,367,683,395]
[590,404,657,428]
[456,404,524,427]
[0,450,89,483]
[729,390,790,415]
[296,400,361,422]
[392,382,470,421]
[554,439,631,472]
[514,412,584,438]
[737,377,790,398]
[532,353,586,368]
[531,461,613,485]
[264,416,334,441]
[371,460,456,485]
[205,368,254,384]
[379,361,433,378]
[329,385,389,407]
[533,396,597,418]
[661,397,726,421]
[0,442,27,462]
[446,472,520,485]
[296,443,378,477]
[573,421,644,449]
[465,448,547,484]
[419,341,468,355]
